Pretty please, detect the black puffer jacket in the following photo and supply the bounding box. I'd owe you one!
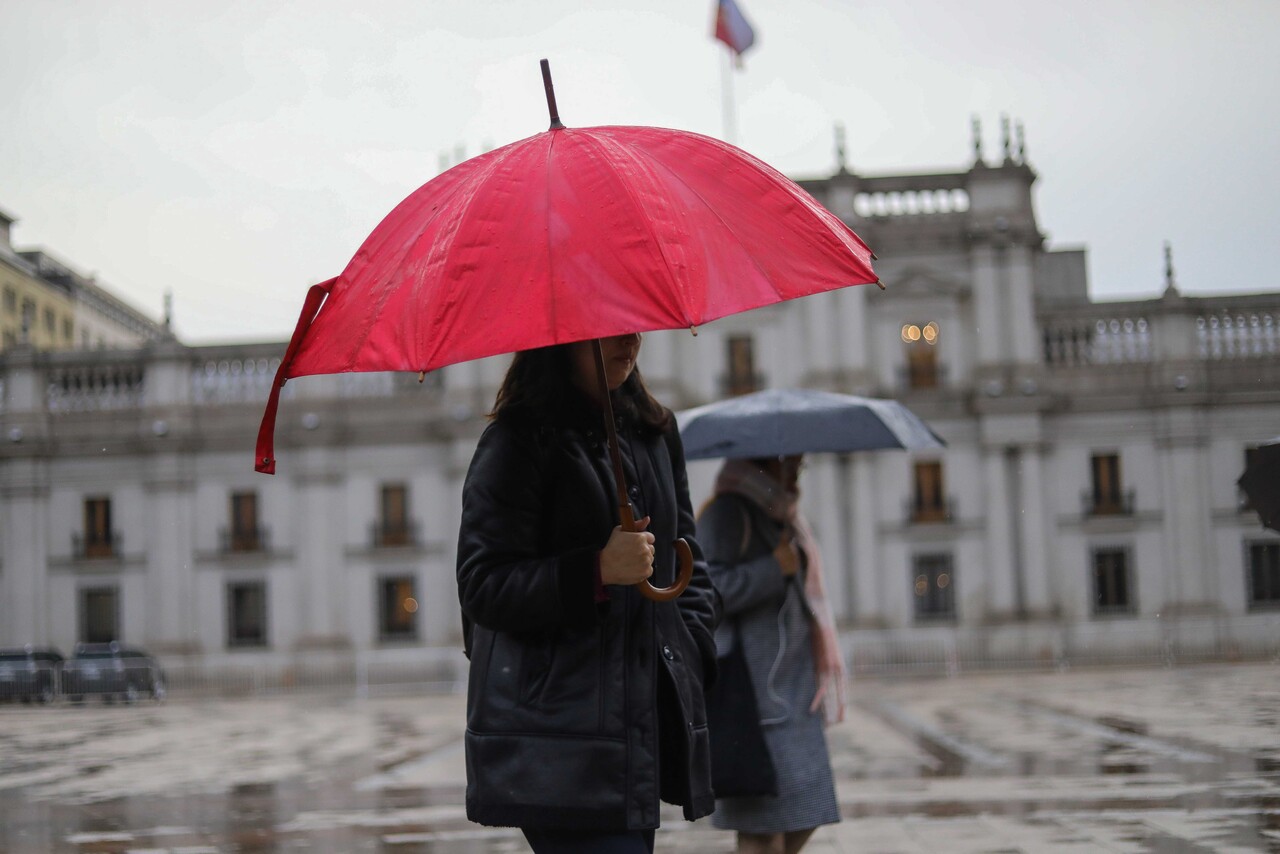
[457,393,720,831]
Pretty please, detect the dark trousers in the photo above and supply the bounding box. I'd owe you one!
[522,827,656,853]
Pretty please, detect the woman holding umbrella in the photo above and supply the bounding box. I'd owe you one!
[456,333,721,853]
[698,454,844,854]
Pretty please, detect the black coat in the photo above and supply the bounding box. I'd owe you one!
[457,393,721,830]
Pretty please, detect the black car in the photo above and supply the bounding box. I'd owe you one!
[0,646,64,704]
[63,642,166,703]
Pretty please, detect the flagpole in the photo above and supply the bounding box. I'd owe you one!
[720,49,738,145]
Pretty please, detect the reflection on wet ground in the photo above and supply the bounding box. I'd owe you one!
[0,663,1277,852]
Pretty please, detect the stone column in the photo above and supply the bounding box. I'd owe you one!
[291,447,350,649]
[1003,245,1042,364]
[0,347,51,645]
[143,454,197,652]
[847,452,883,626]
[801,292,837,386]
[981,449,1017,619]
[1155,411,1213,612]
[834,284,871,390]
[970,244,1005,366]
[1015,444,1052,617]
[0,459,50,645]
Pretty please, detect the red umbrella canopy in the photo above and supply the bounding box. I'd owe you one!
[256,118,877,474]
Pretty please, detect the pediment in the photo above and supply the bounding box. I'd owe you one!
[884,266,968,299]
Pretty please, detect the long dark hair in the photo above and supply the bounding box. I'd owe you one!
[490,343,671,434]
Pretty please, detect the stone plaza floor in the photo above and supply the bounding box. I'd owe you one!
[1,661,1278,852]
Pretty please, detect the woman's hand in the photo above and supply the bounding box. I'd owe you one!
[773,531,800,577]
[599,516,656,585]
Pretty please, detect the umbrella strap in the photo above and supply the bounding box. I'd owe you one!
[592,339,636,530]
[254,277,338,475]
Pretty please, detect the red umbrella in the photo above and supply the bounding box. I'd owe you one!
[256,61,879,599]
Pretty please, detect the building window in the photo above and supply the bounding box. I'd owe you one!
[902,321,941,389]
[910,460,950,523]
[379,576,419,641]
[81,497,115,558]
[1247,543,1280,609]
[227,491,263,552]
[80,586,119,644]
[1087,453,1132,515]
[912,554,955,620]
[43,307,55,333]
[227,582,268,647]
[376,484,412,547]
[1092,548,1134,614]
[2,287,14,313]
[62,318,74,341]
[724,335,759,396]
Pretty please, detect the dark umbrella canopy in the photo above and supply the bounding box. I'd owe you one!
[1238,438,1280,532]
[675,388,944,460]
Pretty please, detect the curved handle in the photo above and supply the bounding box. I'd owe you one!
[637,538,694,602]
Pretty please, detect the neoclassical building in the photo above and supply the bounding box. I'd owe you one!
[0,208,166,353]
[1,124,1277,684]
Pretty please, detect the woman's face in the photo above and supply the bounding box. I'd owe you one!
[569,333,642,397]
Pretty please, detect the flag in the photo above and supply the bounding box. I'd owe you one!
[713,0,756,64]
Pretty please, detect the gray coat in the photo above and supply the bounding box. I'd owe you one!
[697,492,841,833]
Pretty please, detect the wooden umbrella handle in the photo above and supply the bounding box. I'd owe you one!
[645,538,694,602]
[594,339,691,602]
[619,501,693,602]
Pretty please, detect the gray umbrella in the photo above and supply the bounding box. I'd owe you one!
[675,387,945,460]
[1238,436,1280,533]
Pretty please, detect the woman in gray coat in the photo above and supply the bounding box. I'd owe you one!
[697,455,845,854]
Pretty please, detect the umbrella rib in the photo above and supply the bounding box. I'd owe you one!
[543,131,558,341]
[417,137,544,370]
[332,165,488,373]
[627,136,795,318]
[575,131,697,325]
[351,137,541,373]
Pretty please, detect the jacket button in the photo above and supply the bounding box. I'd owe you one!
[629,485,640,498]
[662,644,674,660]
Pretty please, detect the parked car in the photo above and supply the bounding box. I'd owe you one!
[0,646,64,704]
[63,642,166,703]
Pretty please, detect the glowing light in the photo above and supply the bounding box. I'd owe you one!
[901,324,922,343]
[936,573,950,589]
[403,597,419,614]
[923,322,939,344]
[914,575,928,596]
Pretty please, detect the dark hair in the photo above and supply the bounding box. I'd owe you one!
[490,343,670,434]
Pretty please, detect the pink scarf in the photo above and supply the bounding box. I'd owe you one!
[713,459,846,724]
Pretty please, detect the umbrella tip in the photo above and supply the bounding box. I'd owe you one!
[690,325,698,337]
[540,59,566,131]
[875,280,886,290]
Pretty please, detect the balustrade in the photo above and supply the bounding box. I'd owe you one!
[854,188,970,218]
[1197,312,1277,359]
[47,364,145,412]
[1042,316,1150,366]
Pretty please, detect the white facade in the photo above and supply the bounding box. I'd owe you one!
[1,136,1278,683]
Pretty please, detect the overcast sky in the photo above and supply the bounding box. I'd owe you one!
[2,0,1277,344]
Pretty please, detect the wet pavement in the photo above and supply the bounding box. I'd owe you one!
[1,662,1278,852]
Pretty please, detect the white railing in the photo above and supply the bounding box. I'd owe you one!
[46,364,146,412]
[1198,311,1278,359]
[1042,316,1151,366]
[854,188,970,218]
[192,356,283,405]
